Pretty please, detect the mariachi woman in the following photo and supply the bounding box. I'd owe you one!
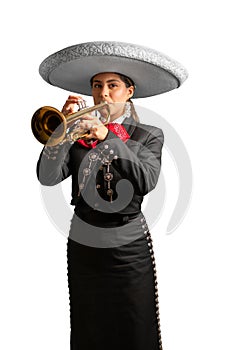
[36,41,188,350]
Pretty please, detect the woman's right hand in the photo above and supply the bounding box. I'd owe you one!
[61,95,86,116]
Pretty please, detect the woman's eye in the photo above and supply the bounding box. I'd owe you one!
[93,84,101,88]
[109,84,118,88]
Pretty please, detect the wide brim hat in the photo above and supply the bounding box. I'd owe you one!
[39,41,188,98]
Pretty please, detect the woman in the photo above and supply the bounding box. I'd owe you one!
[36,41,188,350]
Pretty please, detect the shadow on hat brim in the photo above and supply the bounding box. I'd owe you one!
[39,41,188,98]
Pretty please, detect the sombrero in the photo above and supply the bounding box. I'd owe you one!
[39,41,188,98]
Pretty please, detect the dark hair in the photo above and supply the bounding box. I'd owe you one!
[116,73,135,89]
[90,72,139,122]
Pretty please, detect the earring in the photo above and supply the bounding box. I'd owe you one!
[124,102,131,118]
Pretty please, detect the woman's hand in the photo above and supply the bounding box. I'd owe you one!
[79,114,109,141]
[62,95,86,116]
[62,95,108,141]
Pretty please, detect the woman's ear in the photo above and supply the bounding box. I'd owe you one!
[128,86,134,99]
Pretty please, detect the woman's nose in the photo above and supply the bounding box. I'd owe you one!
[100,85,109,98]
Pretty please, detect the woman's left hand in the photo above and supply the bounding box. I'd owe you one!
[79,114,109,141]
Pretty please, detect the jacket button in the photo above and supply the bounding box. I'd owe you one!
[96,184,101,189]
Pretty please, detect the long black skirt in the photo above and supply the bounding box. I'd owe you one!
[67,212,163,350]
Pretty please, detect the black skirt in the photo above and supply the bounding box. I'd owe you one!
[67,212,163,350]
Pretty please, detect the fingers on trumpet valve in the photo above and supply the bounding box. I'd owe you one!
[62,95,87,115]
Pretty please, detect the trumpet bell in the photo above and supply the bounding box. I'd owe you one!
[31,106,66,146]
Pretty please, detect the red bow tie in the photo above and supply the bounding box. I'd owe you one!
[77,123,130,149]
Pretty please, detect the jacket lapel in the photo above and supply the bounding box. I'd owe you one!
[122,116,137,138]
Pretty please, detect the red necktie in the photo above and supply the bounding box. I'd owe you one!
[77,123,130,149]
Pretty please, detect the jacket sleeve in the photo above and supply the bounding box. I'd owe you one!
[101,126,164,196]
[36,143,71,186]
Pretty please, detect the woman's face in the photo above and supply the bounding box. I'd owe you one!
[91,72,134,120]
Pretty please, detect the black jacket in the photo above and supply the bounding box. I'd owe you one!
[37,116,164,222]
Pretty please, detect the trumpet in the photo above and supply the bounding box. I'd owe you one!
[31,101,110,146]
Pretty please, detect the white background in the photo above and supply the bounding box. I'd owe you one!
[1,1,232,349]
